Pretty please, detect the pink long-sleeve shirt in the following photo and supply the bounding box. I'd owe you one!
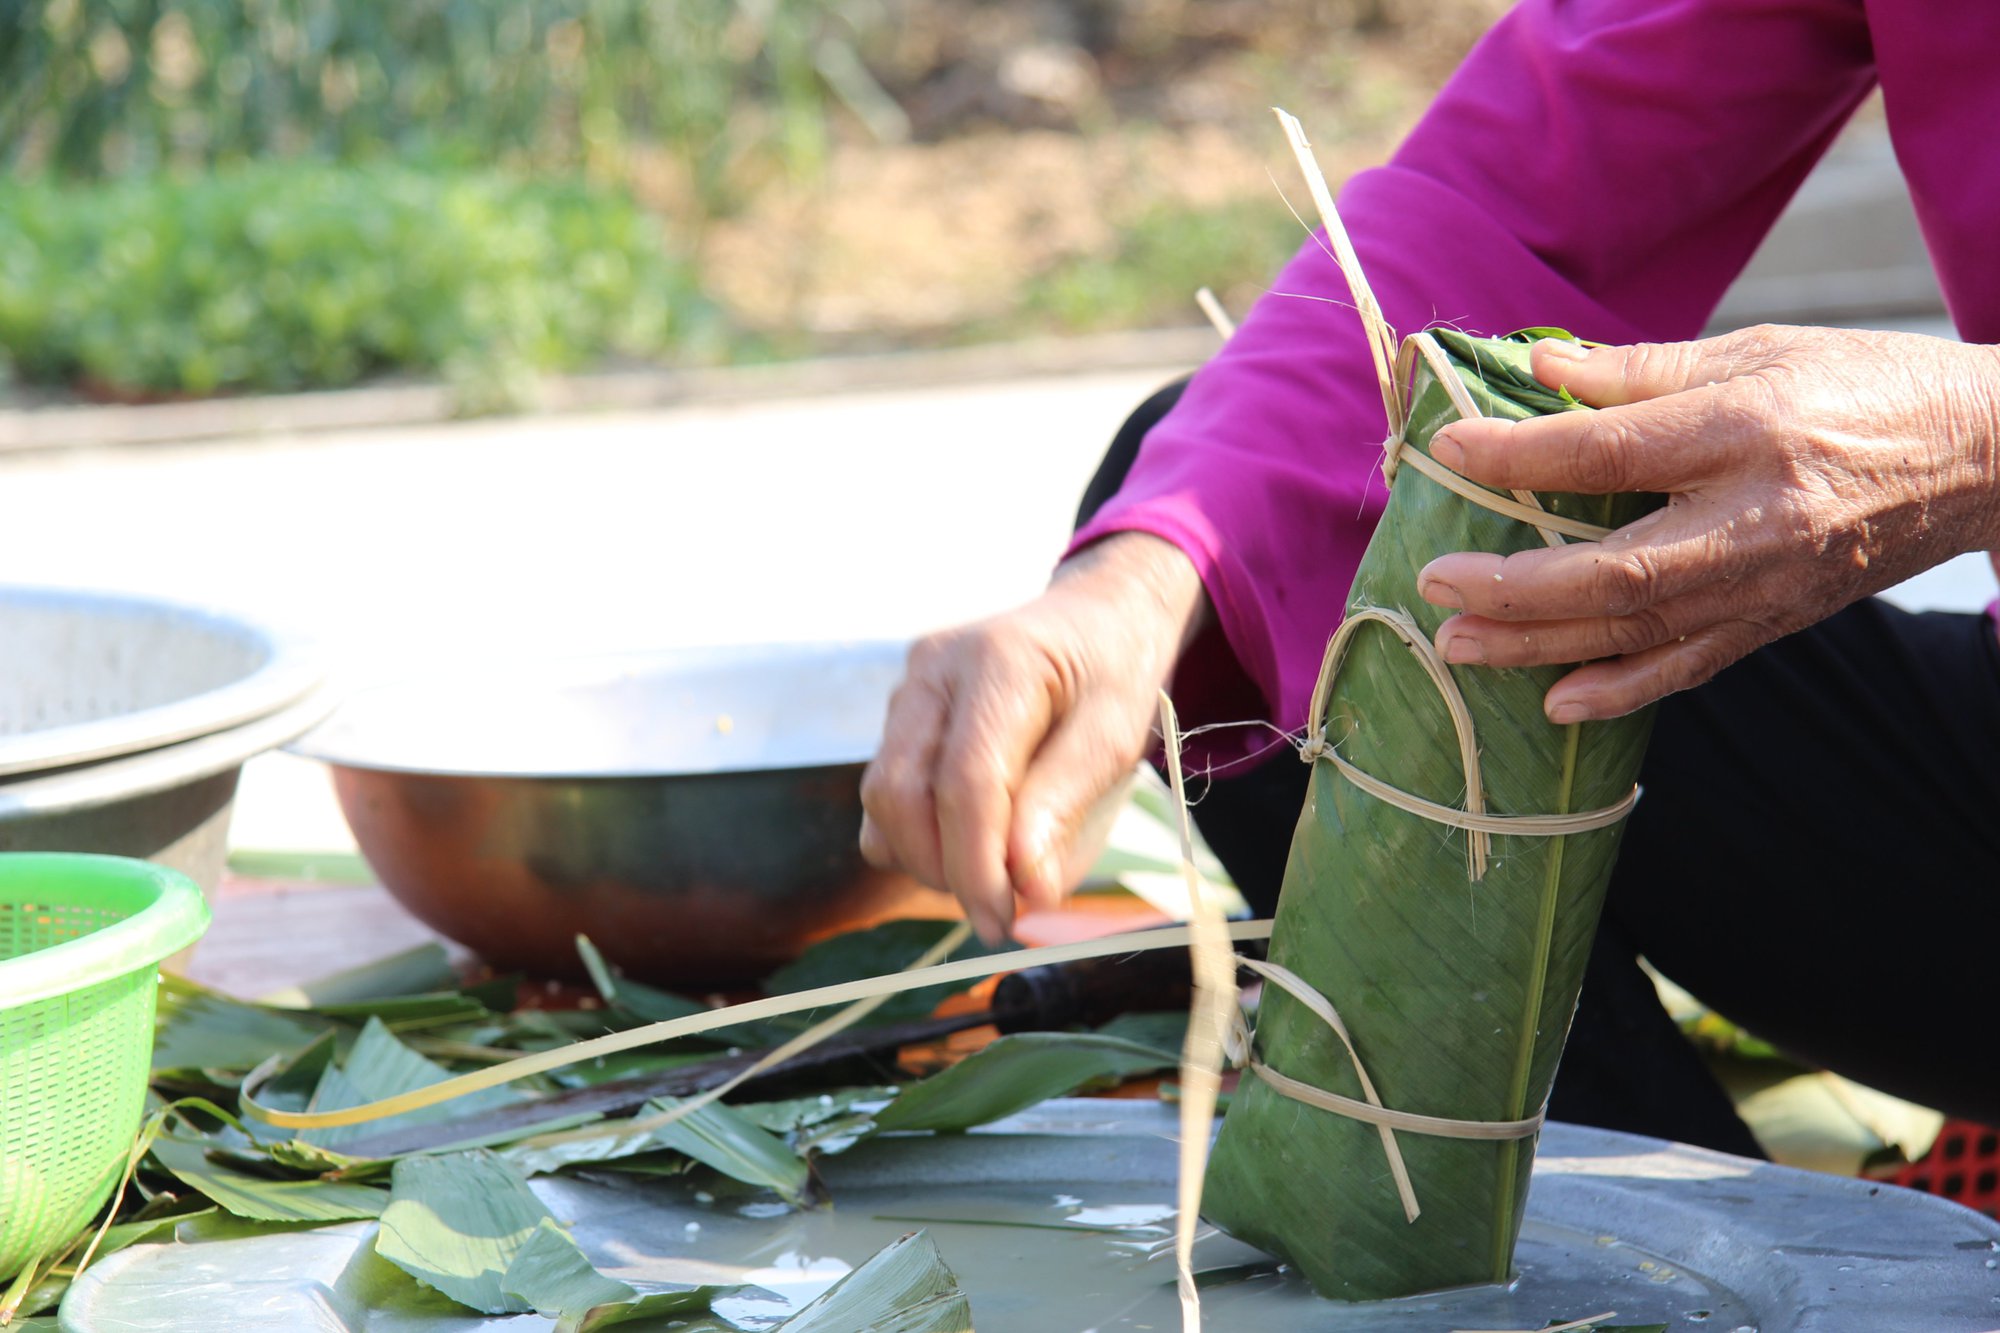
[1071,0,2000,766]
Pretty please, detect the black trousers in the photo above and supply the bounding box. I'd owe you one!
[1086,380,2000,1156]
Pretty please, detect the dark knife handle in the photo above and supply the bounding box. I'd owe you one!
[994,942,1207,1032]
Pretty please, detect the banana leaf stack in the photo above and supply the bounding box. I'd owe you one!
[1201,327,1662,1299]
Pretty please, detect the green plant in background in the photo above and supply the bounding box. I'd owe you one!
[0,0,854,221]
[0,1,1442,397]
[0,1,885,399]
[0,161,721,403]
[1020,199,1305,334]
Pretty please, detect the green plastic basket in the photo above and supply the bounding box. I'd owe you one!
[0,854,209,1283]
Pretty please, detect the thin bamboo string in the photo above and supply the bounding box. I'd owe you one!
[1298,605,1640,852]
[1194,287,1237,341]
[503,920,973,1159]
[1385,444,1615,544]
[1380,339,1421,485]
[1404,332,1581,550]
[1275,108,1404,436]
[1247,1060,1543,1144]
[1237,956,1420,1220]
[1273,107,1607,552]
[240,920,1277,1131]
[1302,605,1492,879]
[1455,1313,1618,1333]
[1321,749,1639,838]
[1159,693,1233,1333]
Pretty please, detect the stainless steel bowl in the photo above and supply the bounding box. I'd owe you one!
[0,687,340,894]
[0,585,323,777]
[290,642,953,986]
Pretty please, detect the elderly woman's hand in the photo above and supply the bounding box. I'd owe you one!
[859,532,1210,943]
[1415,325,2000,721]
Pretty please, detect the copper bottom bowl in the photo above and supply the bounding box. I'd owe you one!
[295,642,955,987]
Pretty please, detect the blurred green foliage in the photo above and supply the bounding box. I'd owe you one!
[0,1,853,220]
[0,2,1383,399]
[1020,200,1305,335]
[0,1,883,397]
[0,161,719,402]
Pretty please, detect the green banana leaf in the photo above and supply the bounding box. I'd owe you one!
[297,1017,522,1151]
[772,1230,971,1333]
[375,1150,631,1316]
[148,1134,389,1223]
[1202,328,1661,1298]
[873,1031,1180,1134]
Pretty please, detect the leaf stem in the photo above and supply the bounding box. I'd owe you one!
[1490,720,1581,1279]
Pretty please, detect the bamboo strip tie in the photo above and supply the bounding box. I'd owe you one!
[1397,332,1603,549]
[1301,605,1494,879]
[1298,603,1641,874]
[1383,443,1616,545]
[241,920,1278,1131]
[1256,104,1621,1224]
[1159,692,1235,1333]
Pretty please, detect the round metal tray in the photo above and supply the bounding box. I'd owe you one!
[60,1102,2000,1331]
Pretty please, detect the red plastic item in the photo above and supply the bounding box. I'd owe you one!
[1880,1120,2000,1217]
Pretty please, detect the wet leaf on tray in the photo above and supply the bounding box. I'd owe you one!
[496,1218,636,1315]
[873,1032,1178,1133]
[552,1283,748,1333]
[506,1097,810,1204]
[148,1134,388,1222]
[773,1230,971,1333]
[375,1150,623,1315]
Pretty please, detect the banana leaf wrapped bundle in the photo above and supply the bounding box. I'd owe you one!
[1200,324,1663,1300]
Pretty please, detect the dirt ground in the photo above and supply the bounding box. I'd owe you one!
[681,1,1506,342]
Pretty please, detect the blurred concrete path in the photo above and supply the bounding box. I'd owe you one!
[5,355,1992,856]
[0,366,1181,850]
[0,369,1171,672]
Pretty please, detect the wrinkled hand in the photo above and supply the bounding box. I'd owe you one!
[1417,325,2000,721]
[860,532,1209,943]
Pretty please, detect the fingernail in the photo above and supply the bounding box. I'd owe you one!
[1429,433,1464,470]
[1036,853,1062,902]
[1548,701,1591,725]
[971,910,1007,947]
[1442,635,1485,665]
[1536,337,1589,363]
[1420,578,1463,609]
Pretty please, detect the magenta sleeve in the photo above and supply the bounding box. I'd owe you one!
[1070,0,1875,767]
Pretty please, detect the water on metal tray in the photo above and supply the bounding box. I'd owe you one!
[642,1177,1752,1331]
[58,1106,2000,1331]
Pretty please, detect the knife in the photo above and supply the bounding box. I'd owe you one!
[334,938,1228,1158]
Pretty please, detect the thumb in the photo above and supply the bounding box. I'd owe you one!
[1530,334,1748,409]
[1006,703,1144,911]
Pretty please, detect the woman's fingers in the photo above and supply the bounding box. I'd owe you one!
[1527,333,1756,409]
[1429,563,1782,669]
[1007,698,1146,912]
[1428,392,1737,496]
[859,665,951,890]
[863,533,1211,943]
[1539,619,1770,722]
[1427,329,1791,497]
[1412,325,2000,719]
[932,654,1056,941]
[1417,503,1750,624]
